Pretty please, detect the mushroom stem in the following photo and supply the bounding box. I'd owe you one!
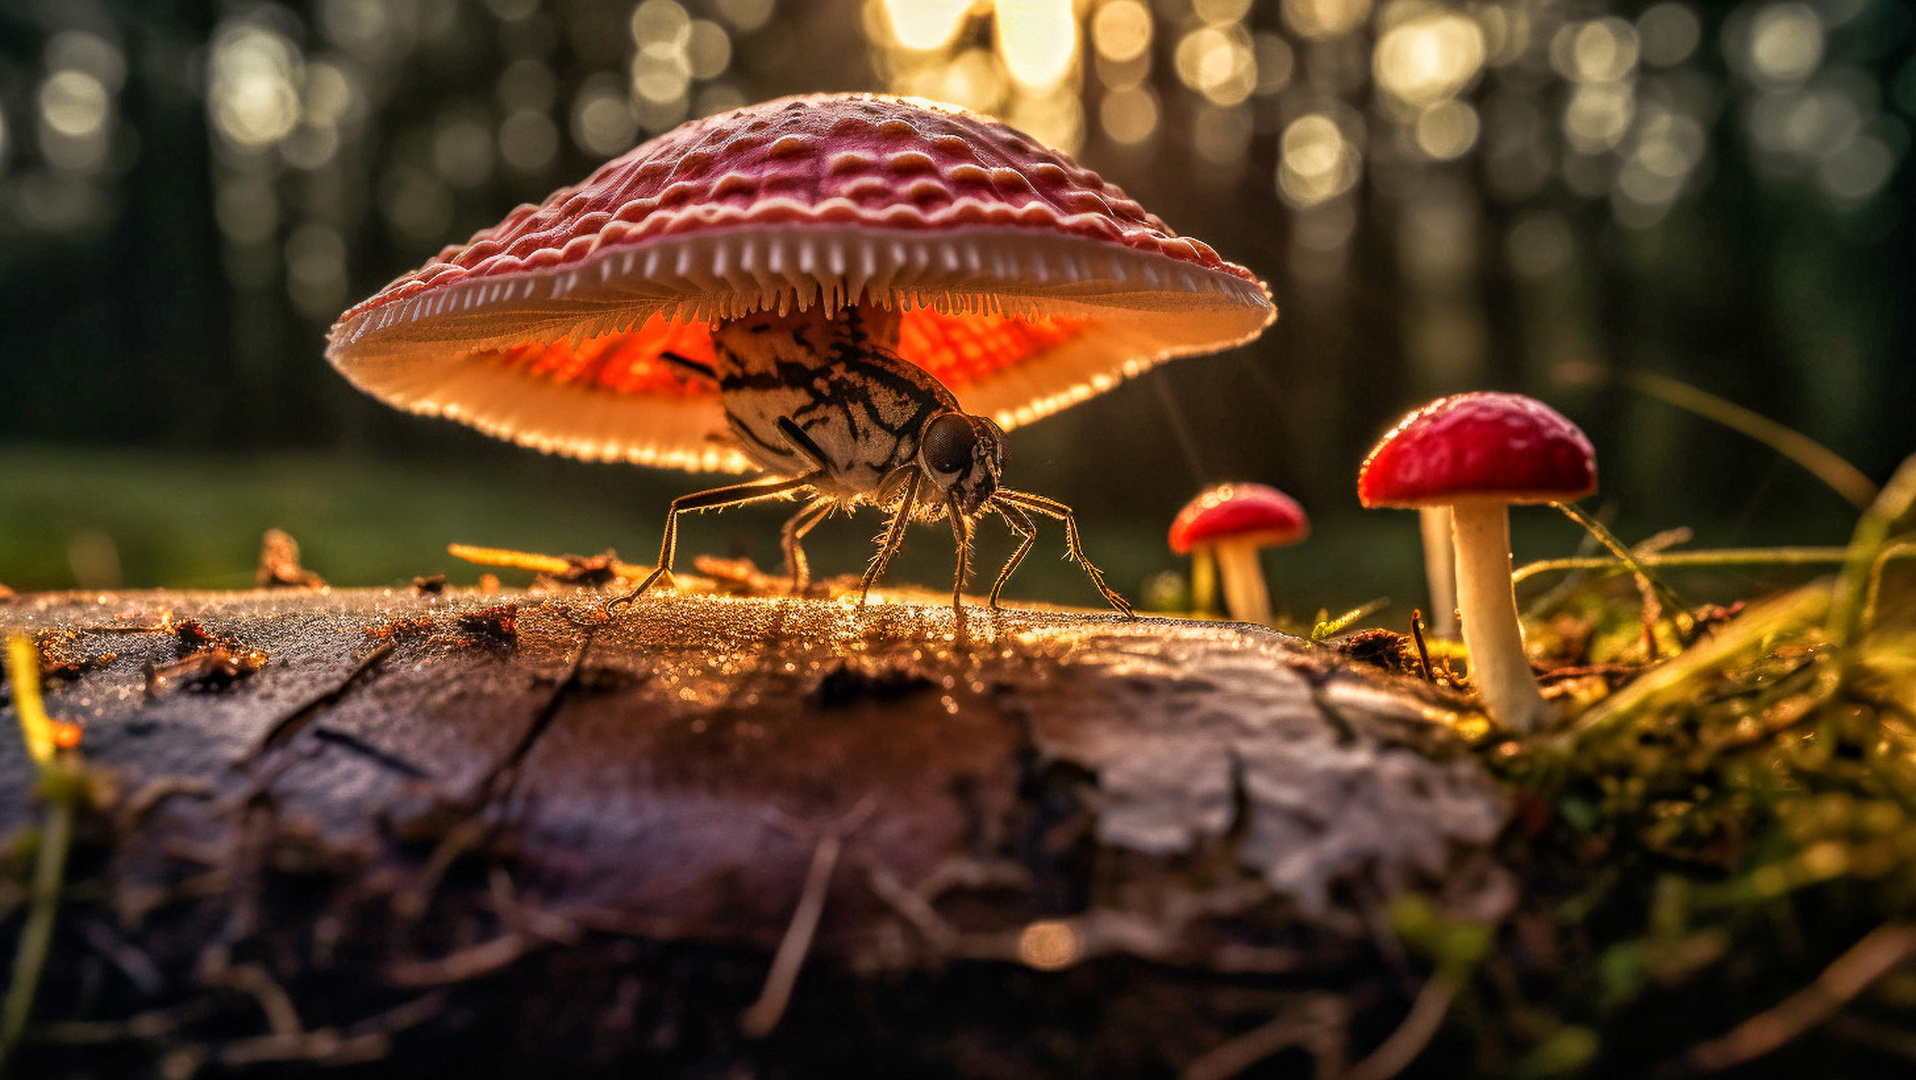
[1190,547,1219,616]
[1419,506,1458,639]
[1213,541,1272,625]
[1449,501,1549,732]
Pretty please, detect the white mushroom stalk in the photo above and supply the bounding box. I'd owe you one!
[1449,500,1547,732]
[1213,540,1271,625]
[1419,506,1459,639]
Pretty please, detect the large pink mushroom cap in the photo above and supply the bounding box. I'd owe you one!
[327,93,1275,473]
[1358,392,1597,509]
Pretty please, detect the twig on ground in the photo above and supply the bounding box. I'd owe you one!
[739,797,878,1039]
[1343,974,1457,1080]
[245,640,396,761]
[384,934,532,988]
[1180,995,1345,1080]
[1682,922,1916,1073]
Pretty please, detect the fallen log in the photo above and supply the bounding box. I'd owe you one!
[1,586,1508,1076]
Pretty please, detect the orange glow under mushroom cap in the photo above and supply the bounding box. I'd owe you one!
[326,94,1275,473]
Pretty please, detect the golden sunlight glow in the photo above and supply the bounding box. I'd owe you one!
[901,47,1008,114]
[1017,920,1083,970]
[1282,0,1373,40]
[882,0,974,52]
[1374,12,1485,106]
[996,0,1079,89]
[1091,0,1152,63]
[1008,83,1084,152]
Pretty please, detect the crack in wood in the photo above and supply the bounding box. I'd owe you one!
[243,640,398,762]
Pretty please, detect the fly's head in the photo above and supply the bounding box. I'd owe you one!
[918,411,1005,517]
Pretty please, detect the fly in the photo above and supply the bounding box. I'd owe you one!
[611,302,1135,617]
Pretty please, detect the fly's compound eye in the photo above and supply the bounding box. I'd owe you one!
[921,413,977,479]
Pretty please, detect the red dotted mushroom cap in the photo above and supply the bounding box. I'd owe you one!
[1357,393,1597,509]
[327,94,1274,473]
[1169,483,1310,554]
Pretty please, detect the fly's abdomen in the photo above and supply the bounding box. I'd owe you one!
[711,303,958,501]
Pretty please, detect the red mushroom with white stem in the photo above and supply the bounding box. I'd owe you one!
[1358,393,1596,732]
[1169,483,1309,625]
[326,94,1275,616]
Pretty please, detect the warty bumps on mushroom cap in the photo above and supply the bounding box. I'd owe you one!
[325,93,1275,474]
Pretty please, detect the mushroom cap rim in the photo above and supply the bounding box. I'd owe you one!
[1357,488,1596,511]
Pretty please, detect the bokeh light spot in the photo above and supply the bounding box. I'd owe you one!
[1637,3,1701,68]
[1279,112,1361,207]
[574,75,639,156]
[208,22,303,149]
[39,71,110,139]
[1816,134,1895,203]
[1746,3,1823,84]
[688,20,733,80]
[499,109,560,172]
[882,0,973,52]
[997,0,1079,90]
[1099,84,1158,144]
[1017,920,1082,970]
[1282,0,1373,40]
[1415,100,1480,160]
[715,0,777,33]
[1091,0,1152,64]
[1375,12,1486,106]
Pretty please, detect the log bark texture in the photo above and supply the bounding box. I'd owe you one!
[0,588,1510,1077]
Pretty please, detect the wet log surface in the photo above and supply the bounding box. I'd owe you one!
[0,587,1510,1077]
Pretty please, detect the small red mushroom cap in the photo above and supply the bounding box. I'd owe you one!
[327,94,1274,473]
[1169,483,1310,554]
[1358,392,1596,509]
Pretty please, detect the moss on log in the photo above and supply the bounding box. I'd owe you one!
[0,587,1506,1076]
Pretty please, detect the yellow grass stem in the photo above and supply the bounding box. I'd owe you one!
[5,638,53,768]
[1615,369,1879,510]
[1829,454,1916,646]
[446,544,649,580]
[1512,547,1853,587]
[0,636,81,1076]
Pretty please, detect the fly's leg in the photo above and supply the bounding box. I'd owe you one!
[779,497,835,595]
[859,469,922,605]
[993,489,1137,618]
[986,500,1039,610]
[945,496,973,613]
[608,473,824,610]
